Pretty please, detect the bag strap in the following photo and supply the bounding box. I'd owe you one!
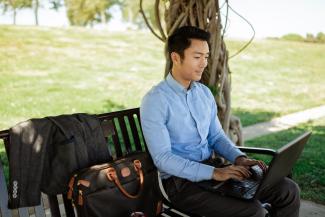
[106,159,144,199]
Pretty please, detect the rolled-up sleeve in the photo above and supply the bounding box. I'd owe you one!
[140,90,214,182]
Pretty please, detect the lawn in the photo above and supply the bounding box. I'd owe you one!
[0,25,324,130]
[0,25,165,130]
[228,39,325,126]
[245,117,325,204]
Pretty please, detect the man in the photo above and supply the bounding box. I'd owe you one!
[140,26,300,217]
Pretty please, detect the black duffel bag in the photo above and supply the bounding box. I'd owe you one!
[67,152,162,217]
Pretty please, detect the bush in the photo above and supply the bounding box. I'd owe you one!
[305,33,317,43]
[281,33,304,41]
[281,32,325,43]
[316,32,325,43]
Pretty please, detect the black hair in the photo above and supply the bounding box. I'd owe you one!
[167,26,210,59]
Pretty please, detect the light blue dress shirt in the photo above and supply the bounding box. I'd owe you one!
[140,73,244,182]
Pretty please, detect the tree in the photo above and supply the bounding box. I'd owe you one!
[120,0,155,29]
[64,0,119,26]
[281,33,304,42]
[140,0,243,145]
[33,0,39,25]
[316,32,325,43]
[305,33,316,43]
[0,0,32,24]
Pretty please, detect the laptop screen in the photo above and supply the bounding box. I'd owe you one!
[256,132,311,196]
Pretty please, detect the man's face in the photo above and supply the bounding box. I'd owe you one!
[172,39,209,84]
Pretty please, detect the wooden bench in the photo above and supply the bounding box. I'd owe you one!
[0,108,276,217]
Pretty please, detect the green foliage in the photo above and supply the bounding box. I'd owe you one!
[316,32,325,42]
[0,0,32,12]
[49,0,64,10]
[120,0,162,29]
[305,33,316,43]
[281,33,304,42]
[64,0,119,26]
[281,32,325,43]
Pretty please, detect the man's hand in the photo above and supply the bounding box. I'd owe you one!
[212,165,251,181]
[235,156,267,172]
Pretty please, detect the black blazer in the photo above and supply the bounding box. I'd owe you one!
[8,113,111,208]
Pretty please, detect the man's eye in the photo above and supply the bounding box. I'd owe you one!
[194,57,200,59]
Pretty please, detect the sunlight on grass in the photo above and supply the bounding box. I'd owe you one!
[228,39,325,120]
[0,25,324,130]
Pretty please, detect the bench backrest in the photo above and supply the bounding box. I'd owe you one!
[0,108,146,217]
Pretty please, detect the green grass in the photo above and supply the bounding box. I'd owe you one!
[0,25,324,129]
[245,118,325,204]
[227,39,325,126]
[0,25,165,130]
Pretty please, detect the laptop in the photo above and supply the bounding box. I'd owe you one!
[197,131,311,200]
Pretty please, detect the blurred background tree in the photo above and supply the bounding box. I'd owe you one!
[0,0,32,24]
[64,0,119,26]
[120,0,154,29]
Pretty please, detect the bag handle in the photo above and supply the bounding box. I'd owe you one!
[106,160,144,199]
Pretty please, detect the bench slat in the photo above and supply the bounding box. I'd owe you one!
[136,112,148,152]
[117,116,132,153]
[127,114,142,151]
[17,208,29,217]
[34,202,45,217]
[47,196,61,217]
[62,195,75,217]
[160,205,189,217]
[111,119,123,158]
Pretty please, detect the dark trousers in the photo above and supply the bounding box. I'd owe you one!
[163,176,300,217]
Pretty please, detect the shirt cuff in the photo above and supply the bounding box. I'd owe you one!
[195,163,215,181]
[229,149,246,163]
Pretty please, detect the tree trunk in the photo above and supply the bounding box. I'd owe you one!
[13,8,16,25]
[101,10,106,24]
[140,0,243,146]
[34,0,39,26]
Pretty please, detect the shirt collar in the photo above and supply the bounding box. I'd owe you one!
[166,73,197,94]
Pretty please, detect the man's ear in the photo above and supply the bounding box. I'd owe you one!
[171,52,180,65]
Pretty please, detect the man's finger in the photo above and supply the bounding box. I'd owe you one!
[229,165,251,178]
[229,173,245,181]
[257,160,268,173]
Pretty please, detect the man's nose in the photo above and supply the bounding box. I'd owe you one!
[200,58,208,68]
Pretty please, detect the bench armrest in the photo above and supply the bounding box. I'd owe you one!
[238,147,276,156]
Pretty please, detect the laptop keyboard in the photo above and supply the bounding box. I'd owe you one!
[220,179,259,198]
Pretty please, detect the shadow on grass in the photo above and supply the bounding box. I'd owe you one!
[104,99,126,111]
[96,99,126,114]
[245,122,325,204]
[232,108,280,127]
